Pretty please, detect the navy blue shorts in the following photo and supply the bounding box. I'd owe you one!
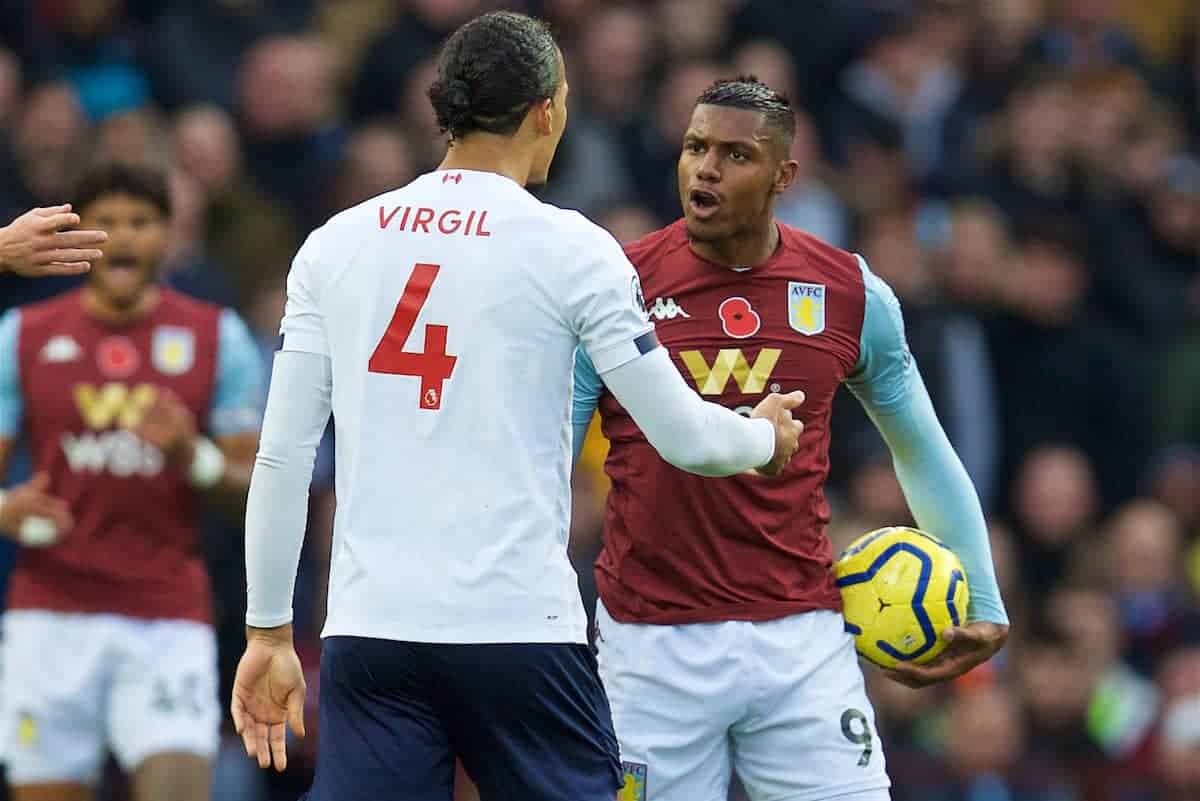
[302,636,621,801]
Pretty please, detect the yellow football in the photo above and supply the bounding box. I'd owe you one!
[833,526,970,668]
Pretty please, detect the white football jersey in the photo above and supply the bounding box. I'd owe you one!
[280,169,655,644]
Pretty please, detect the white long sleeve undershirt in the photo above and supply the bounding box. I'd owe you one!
[244,345,775,628]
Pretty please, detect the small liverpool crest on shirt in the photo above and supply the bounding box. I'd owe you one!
[151,326,195,376]
[788,281,826,336]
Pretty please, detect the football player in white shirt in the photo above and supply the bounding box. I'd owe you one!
[230,11,805,801]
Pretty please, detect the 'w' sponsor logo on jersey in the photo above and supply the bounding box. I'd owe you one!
[679,348,782,395]
[73,383,158,430]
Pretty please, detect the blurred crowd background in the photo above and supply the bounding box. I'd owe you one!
[0,0,1198,799]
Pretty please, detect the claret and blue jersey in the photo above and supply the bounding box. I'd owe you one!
[573,219,1007,628]
[0,288,263,623]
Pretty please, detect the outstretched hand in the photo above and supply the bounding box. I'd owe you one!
[0,205,107,277]
[883,621,1009,688]
[231,628,307,772]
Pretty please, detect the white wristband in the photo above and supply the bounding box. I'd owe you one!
[0,490,61,547]
[188,437,226,490]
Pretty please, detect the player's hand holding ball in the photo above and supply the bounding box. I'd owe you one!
[834,526,1008,688]
[0,472,72,547]
[750,390,805,477]
[882,620,1008,688]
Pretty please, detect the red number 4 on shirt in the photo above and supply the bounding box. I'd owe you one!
[368,262,458,410]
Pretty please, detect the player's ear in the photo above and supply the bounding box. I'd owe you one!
[533,97,555,137]
[773,159,800,196]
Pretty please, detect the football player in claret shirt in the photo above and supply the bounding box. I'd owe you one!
[573,77,1011,801]
[0,162,262,801]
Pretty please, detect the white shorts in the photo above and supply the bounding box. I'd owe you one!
[596,602,890,801]
[1,610,220,785]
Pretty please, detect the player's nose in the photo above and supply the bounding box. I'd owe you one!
[696,151,721,181]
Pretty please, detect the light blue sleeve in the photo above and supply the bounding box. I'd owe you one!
[845,257,1008,625]
[0,310,22,438]
[209,308,266,436]
[572,346,604,466]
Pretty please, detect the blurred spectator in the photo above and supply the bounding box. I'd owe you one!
[728,0,852,118]
[732,39,799,105]
[897,685,1081,801]
[143,0,315,112]
[829,7,972,191]
[236,35,345,231]
[1072,70,1149,198]
[575,3,655,128]
[159,166,237,308]
[657,0,728,64]
[937,198,1010,309]
[399,55,445,170]
[978,70,1085,225]
[1044,587,1159,787]
[1009,446,1100,596]
[966,0,1048,113]
[620,59,726,223]
[93,105,169,166]
[327,123,417,215]
[988,220,1151,511]
[24,0,150,122]
[1104,500,1200,675]
[597,203,659,245]
[172,103,301,309]
[0,46,22,129]
[349,0,482,122]
[837,109,919,223]
[1030,0,1148,77]
[1157,692,1200,801]
[0,80,91,311]
[775,107,850,249]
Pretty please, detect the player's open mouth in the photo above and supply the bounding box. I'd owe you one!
[688,188,721,219]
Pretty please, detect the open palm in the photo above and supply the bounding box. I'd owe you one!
[231,639,307,772]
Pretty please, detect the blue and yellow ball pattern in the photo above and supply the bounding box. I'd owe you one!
[833,526,970,668]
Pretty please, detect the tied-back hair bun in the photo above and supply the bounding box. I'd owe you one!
[426,11,560,141]
[443,77,474,131]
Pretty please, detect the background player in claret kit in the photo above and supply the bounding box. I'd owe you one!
[0,162,263,801]
[573,77,1011,801]
[228,12,803,801]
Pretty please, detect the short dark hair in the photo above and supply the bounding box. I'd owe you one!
[74,161,171,217]
[428,12,561,140]
[695,75,796,151]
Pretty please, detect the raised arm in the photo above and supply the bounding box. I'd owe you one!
[845,256,1008,686]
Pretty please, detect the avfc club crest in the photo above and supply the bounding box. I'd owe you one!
[618,761,647,801]
[788,282,826,336]
[152,326,195,376]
